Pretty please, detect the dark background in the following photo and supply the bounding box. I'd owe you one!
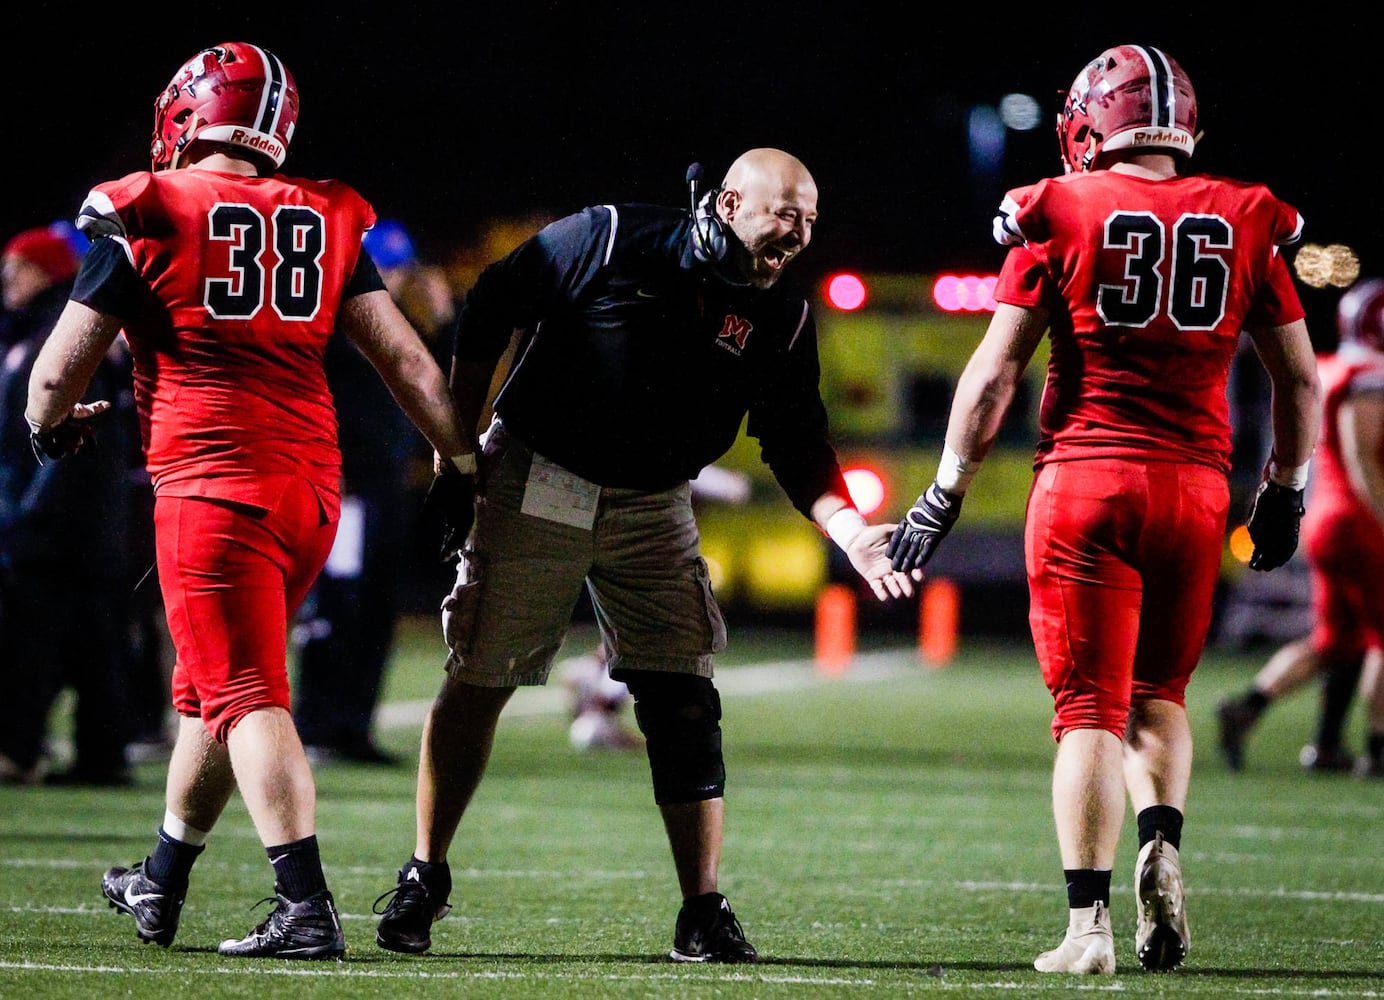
[11,5,1378,337]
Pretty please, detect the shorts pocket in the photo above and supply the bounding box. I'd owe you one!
[441,552,485,657]
[695,557,729,654]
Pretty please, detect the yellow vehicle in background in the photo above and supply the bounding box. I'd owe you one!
[697,271,1041,629]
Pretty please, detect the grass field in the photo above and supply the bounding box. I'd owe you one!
[2,615,1382,998]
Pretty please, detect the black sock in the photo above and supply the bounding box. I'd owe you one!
[1063,869,1111,909]
[402,855,452,901]
[1137,805,1184,851]
[681,891,728,916]
[145,827,205,892]
[1315,659,1364,749]
[1244,689,1270,714]
[267,836,327,902]
[1369,733,1384,763]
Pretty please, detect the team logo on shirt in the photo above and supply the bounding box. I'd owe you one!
[715,314,752,355]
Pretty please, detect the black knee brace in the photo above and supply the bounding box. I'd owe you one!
[622,671,725,804]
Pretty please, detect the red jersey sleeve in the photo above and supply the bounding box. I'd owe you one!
[995,243,1053,309]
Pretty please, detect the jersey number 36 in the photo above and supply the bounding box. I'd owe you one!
[1098,212,1230,332]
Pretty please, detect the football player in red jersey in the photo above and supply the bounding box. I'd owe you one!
[25,42,472,959]
[888,45,1322,973]
[1218,280,1384,778]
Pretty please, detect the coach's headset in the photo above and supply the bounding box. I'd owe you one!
[686,162,727,263]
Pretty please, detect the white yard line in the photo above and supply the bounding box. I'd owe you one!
[0,960,1377,995]
[376,649,922,729]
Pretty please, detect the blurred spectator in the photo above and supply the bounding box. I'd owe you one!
[293,219,456,764]
[1217,637,1380,773]
[0,224,140,785]
[121,362,175,762]
[558,641,640,751]
[1218,277,1384,778]
[369,218,458,371]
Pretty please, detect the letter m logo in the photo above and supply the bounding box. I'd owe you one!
[717,314,753,350]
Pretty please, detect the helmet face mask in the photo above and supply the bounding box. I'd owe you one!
[151,42,299,172]
[1057,44,1197,174]
[1337,279,1384,353]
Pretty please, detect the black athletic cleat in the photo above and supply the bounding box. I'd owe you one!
[217,888,345,959]
[670,892,758,963]
[1299,743,1355,773]
[102,859,186,947]
[1354,754,1384,779]
[374,862,452,953]
[1215,697,1258,772]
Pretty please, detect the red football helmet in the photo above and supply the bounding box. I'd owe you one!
[151,42,299,172]
[1058,44,1197,174]
[1337,278,1384,352]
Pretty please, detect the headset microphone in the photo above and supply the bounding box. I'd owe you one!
[686,161,727,263]
[686,162,704,213]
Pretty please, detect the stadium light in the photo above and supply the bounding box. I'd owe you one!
[932,274,998,312]
[825,272,868,311]
[1227,524,1255,564]
[1293,242,1360,289]
[998,93,1042,131]
[844,466,885,515]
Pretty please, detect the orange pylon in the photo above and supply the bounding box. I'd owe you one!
[919,577,960,667]
[815,583,856,675]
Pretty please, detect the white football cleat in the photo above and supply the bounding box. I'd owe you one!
[1034,900,1116,974]
[1135,832,1190,971]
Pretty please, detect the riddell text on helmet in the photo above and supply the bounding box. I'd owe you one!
[1132,129,1191,151]
[229,129,284,160]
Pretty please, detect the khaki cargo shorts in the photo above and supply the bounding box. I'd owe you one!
[441,420,727,686]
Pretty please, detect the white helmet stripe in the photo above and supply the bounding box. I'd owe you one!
[244,43,287,140]
[1134,45,1176,129]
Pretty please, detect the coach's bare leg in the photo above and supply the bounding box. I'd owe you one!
[165,714,237,832]
[1052,728,1125,868]
[414,678,515,862]
[1123,700,1191,812]
[660,798,723,897]
[226,707,318,845]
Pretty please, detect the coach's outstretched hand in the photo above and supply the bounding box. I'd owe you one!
[28,400,112,464]
[423,461,476,563]
[844,523,917,601]
[1245,479,1305,571]
[887,481,963,573]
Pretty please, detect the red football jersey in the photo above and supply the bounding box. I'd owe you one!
[1305,347,1384,539]
[77,168,374,507]
[993,171,1305,471]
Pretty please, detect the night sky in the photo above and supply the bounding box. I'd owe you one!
[12,6,1377,334]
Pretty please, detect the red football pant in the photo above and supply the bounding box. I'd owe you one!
[1306,508,1384,658]
[157,478,337,743]
[1025,459,1228,741]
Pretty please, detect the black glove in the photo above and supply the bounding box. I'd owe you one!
[887,481,963,573]
[29,417,99,464]
[1245,479,1305,571]
[421,463,476,563]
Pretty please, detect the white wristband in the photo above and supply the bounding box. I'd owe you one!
[825,507,867,552]
[448,453,478,475]
[1268,458,1309,490]
[935,443,980,495]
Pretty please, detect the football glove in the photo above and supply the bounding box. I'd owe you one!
[422,462,476,563]
[887,481,963,573]
[1245,479,1305,572]
[29,414,100,464]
